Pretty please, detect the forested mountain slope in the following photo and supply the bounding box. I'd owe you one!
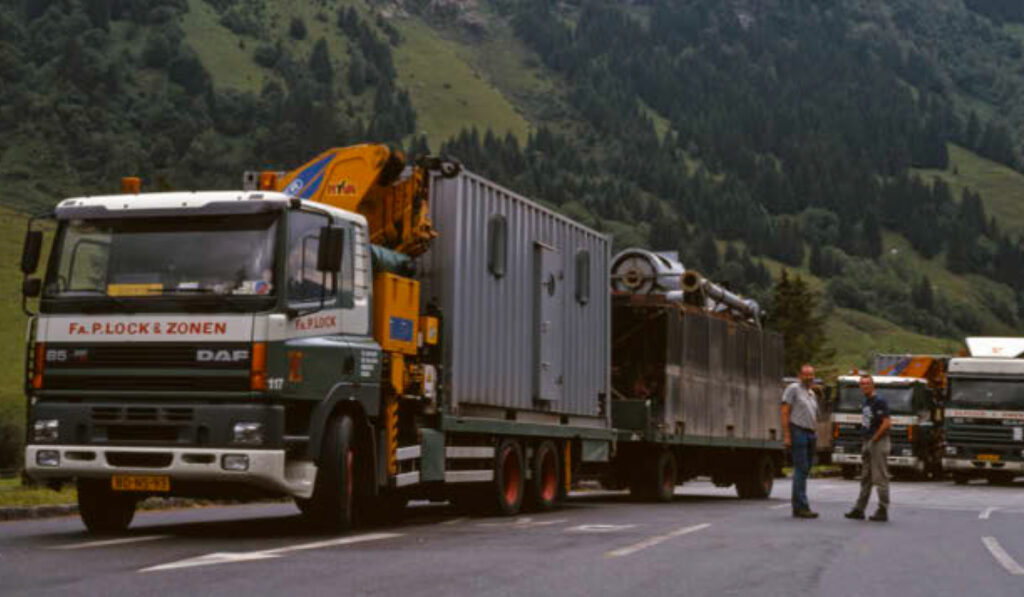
[2,0,1024,377]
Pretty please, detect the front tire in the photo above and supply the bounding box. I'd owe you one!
[303,414,358,532]
[77,479,136,535]
[841,465,858,480]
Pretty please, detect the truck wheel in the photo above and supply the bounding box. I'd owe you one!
[77,478,136,535]
[526,441,561,512]
[989,472,1016,486]
[304,414,358,532]
[841,465,858,480]
[737,454,774,499]
[493,438,525,515]
[631,449,676,502]
[952,473,970,485]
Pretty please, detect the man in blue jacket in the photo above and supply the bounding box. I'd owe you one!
[845,374,892,522]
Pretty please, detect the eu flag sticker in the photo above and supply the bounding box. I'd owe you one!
[389,317,414,342]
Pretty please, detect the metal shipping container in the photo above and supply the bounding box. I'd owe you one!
[613,303,784,443]
[418,170,610,424]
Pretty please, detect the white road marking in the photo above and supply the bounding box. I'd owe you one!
[52,535,169,550]
[770,504,790,510]
[982,537,1024,576]
[606,523,711,558]
[569,524,637,533]
[140,532,402,572]
[980,507,998,520]
[439,517,467,526]
[478,517,568,529]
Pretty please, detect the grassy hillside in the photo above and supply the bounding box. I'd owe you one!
[0,208,30,422]
[915,143,1024,235]
[178,0,533,146]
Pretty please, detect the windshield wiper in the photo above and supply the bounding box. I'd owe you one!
[168,288,270,312]
[63,291,136,313]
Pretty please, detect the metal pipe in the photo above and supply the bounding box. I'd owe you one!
[682,270,762,325]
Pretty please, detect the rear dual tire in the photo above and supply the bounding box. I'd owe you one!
[736,454,774,500]
[630,449,676,502]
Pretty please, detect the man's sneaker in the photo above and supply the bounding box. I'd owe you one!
[844,509,865,520]
[869,508,888,522]
[793,509,819,519]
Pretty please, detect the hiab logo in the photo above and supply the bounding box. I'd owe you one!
[328,179,357,197]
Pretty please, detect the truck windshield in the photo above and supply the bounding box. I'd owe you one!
[838,386,915,413]
[44,213,278,310]
[950,379,1024,409]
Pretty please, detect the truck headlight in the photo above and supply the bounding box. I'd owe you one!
[945,446,958,456]
[221,454,249,471]
[33,419,59,442]
[36,450,60,467]
[834,446,844,453]
[232,422,264,446]
[902,448,913,456]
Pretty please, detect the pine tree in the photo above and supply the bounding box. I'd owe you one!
[769,270,833,375]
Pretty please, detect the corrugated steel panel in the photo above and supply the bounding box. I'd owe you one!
[418,171,610,421]
[614,303,785,442]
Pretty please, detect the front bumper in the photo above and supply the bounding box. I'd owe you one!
[832,453,862,465]
[832,453,921,470]
[942,458,1024,473]
[25,445,316,499]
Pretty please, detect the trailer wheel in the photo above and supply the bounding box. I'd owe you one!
[631,449,676,502]
[952,473,970,485]
[989,472,1016,486]
[526,441,561,512]
[493,438,525,515]
[77,478,136,535]
[737,454,775,499]
[302,414,358,532]
[840,465,858,480]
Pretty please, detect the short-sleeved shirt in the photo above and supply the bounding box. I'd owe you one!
[782,382,819,431]
[861,395,890,439]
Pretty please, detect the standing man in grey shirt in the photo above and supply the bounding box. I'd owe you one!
[781,364,820,518]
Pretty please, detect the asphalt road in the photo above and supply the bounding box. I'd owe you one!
[4,477,1024,597]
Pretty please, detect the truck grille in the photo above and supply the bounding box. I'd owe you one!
[106,425,180,442]
[105,452,173,468]
[44,344,251,369]
[48,375,248,392]
[946,425,1015,445]
[92,406,194,423]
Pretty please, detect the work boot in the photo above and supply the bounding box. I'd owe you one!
[792,509,819,519]
[869,508,888,522]
[844,509,865,520]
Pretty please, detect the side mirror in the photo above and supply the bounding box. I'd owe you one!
[21,230,43,275]
[316,226,345,273]
[23,278,41,298]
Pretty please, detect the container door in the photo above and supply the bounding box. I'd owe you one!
[534,243,564,402]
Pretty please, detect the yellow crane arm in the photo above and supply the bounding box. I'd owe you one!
[255,144,459,257]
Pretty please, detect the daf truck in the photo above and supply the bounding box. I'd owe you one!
[944,338,1024,485]
[830,355,948,479]
[20,144,784,534]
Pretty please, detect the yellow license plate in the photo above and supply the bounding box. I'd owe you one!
[111,475,170,492]
[977,454,1001,462]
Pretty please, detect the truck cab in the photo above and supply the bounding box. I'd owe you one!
[23,190,390,530]
[943,338,1024,485]
[831,375,940,479]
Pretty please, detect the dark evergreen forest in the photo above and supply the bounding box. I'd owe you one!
[2,0,1024,343]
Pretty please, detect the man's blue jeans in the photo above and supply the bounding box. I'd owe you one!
[790,424,816,512]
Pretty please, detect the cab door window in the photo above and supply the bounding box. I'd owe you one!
[287,211,334,304]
